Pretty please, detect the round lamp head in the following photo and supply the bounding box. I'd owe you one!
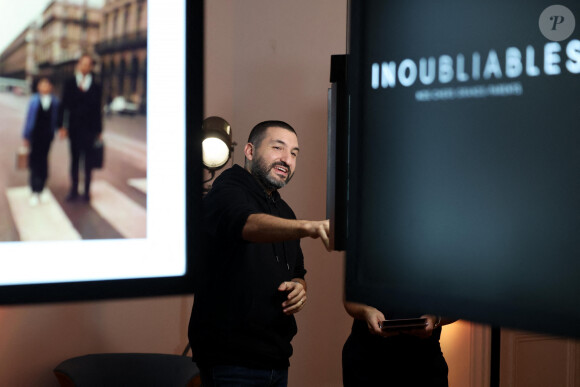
[202,116,232,170]
[202,137,230,168]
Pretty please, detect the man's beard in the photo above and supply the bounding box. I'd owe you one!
[251,156,293,191]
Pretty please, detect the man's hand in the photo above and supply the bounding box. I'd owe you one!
[362,306,385,335]
[344,302,399,338]
[301,219,330,251]
[58,128,68,139]
[278,280,306,315]
[362,306,400,338]
[405,314,438,339]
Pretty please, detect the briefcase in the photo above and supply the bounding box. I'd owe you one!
[91,140,104,169]
[16,146,28,170]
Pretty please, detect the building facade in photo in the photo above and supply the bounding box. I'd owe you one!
[0,25,38,93]
[96,0,147,113]
[0,0,148,116]
[37,0,102,95]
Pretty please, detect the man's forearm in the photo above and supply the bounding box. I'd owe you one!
[242,213,323,243]
[344,301,377,321]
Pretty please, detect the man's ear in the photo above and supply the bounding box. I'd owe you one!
[244,143,254,161]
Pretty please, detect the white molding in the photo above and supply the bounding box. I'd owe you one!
[469,323,491,387]
[565,340,576,386]
[501,330,579,387]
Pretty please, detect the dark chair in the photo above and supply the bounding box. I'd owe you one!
[53,353,201,387]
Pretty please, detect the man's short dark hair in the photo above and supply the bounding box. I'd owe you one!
[36,76,52,85]
[78,53,95,65]
[34,77,52,91]
[247,120,296,148]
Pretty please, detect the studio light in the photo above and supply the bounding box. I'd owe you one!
[202,116,233,170]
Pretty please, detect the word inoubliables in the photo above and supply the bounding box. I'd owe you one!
[371,39,580,89]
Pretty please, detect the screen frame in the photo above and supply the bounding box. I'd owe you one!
[327,54,349,252]
[0,0,203,305]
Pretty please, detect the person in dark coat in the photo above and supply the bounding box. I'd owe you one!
[22,77,60,206]
[58,54,103,202]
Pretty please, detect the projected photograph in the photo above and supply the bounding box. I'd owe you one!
[0,0,148,242]
[0,0,191,297]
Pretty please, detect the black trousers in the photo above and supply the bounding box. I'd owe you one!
[69,138,94,194]
[29,137,52,193]
[342,332,449,387]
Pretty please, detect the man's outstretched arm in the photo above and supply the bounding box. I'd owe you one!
[242,213,330,251]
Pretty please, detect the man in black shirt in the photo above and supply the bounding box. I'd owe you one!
[189,120,329,387]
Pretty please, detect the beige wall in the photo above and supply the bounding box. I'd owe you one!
[0,2,479,386]
[0,297,192,386]
[205,1,482,386]
[205,2,350,385]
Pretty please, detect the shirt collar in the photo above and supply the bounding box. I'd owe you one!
[76,72,93,90]
[39,94,52,110]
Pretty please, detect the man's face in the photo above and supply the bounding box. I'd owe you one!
[77,56,93,75]
[37,79,52,95]
[249,127,299,191]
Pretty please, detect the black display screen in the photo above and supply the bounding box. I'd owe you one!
[345,0,580,337]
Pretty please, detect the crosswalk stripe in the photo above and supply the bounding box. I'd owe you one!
[103,132,147,170]
[5,187,81,241]
[90,180,147,239]
[128,178,147,194]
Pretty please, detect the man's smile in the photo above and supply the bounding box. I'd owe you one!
[273,164,289,177]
